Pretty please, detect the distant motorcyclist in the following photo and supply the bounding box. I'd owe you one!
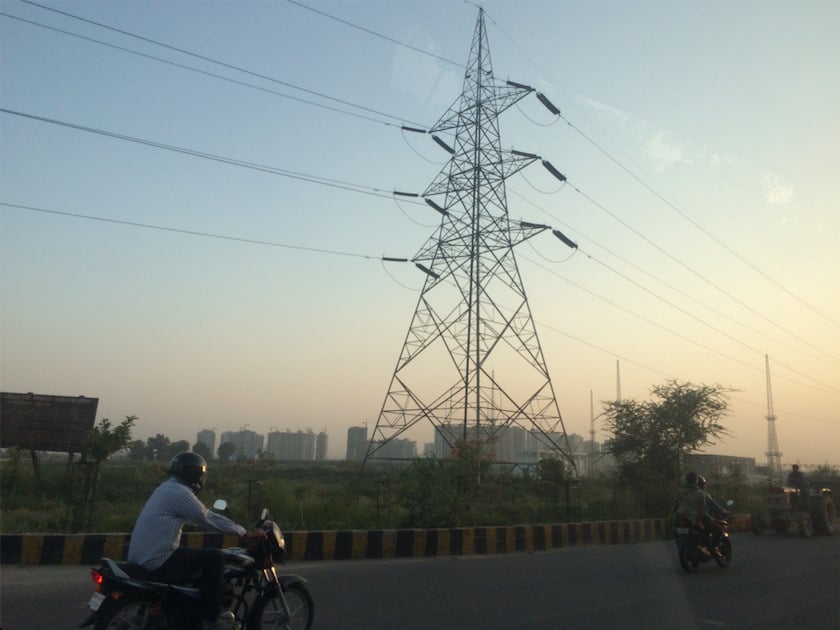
[674,471,708,528]
[697,475,727,545]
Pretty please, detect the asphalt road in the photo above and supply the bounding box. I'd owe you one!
[2,533,838,629]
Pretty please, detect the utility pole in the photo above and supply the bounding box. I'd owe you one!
[364,8,576,475]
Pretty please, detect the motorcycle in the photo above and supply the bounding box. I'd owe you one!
[674,500,734,573]
[78,502,313,629]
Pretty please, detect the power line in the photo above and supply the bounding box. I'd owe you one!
[0,11,413,130]
[5,197,833,400]
[6,6,835,399]
[575,248,839,392]
[13,4,832,349]
[510,188,838,368]
[286,0,465,68]
[519,253,835,395]
[223,2,840,380]
[0,107,411,202]
[556,113,840,330]
[11,2,428,128]
[5,104,836,390]
[478,2,838,332]
[0,202,387,261]
[567,179,838,364]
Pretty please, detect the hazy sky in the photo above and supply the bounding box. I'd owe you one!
[1,0,838,465]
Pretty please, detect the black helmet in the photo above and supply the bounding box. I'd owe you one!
[684,471,699,487]
[168,452,207,492]
[697,475,707,490]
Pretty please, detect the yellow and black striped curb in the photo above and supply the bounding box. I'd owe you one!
[0,515,751,565]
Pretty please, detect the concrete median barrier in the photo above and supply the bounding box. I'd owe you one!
[0,515,751,565]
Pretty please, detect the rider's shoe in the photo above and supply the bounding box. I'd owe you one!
[203,610,235,630]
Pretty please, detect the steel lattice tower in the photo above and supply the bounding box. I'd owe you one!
[764,354,783,475]
[364,9,575,472]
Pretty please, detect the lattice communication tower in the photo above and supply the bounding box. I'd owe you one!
[764,354,783,475]
[363,9,576,473]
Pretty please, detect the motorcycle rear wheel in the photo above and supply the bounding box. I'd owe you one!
[95,595,157,630]
[249,582,314,630]
[714,537,732,567]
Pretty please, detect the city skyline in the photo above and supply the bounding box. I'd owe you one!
[2,2,838,467]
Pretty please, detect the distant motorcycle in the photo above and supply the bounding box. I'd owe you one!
[674,501,734,573]
[79,503,313,629]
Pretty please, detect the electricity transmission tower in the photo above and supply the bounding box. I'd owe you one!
[764,354,783,477]
[364,9,576,473]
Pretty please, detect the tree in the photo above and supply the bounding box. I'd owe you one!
[145,434,171,461]
[192,440,212,461]
[602,380,731,515]
[537,457,567,484]
[127,439,146,461]
[168,440,190,461]
[217,441,236,464]
[86,416,137,475]
[80,415,136,529]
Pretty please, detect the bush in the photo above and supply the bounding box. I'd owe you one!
[0,457,771,534]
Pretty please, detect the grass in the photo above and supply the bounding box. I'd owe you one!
[0,457,771,534]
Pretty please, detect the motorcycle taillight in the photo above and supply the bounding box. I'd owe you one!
[91,568,105,586]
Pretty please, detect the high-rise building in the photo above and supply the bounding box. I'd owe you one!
[266,430,315,461]
[375,438,417,460]
[346,426,368,461]
[196,429,216,455]
[315,431,328,461]
[220,429,264,460]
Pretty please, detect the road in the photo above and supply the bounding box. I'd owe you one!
[1,533,838,629]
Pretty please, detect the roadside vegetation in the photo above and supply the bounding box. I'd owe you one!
[2,380,835,534]
[0,452,790,535]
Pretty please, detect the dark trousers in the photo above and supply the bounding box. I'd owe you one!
[151,546,225,623]
[700,515,723,543]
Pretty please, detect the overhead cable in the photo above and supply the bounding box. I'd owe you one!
[557,113,839,331]
[0,202,388,260]
[0,108,417,203]
[11,3,427,129]
[566,178,838,365]
[509,188,838,368]
[285,0,465,69]
[520,253,836,394]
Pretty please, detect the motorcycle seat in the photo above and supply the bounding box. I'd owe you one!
[105,558,195,588]
[117,562,154,580]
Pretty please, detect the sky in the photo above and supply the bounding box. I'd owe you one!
[1,0,838,466]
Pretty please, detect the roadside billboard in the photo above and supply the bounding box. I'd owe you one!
[0,392,98,452]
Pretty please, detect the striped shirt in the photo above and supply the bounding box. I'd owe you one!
[127,478,247,571]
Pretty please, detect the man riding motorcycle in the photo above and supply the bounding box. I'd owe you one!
[127,452,265,630]
[697,475,730,546]
[675,471,707,527]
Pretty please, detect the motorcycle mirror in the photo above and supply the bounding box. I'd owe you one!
[213,499,229,512]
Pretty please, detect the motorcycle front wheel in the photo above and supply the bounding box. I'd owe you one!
[249,582,314,630]
[678,545,698,573]
[714,537,733,567]
[94,596,156,630]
